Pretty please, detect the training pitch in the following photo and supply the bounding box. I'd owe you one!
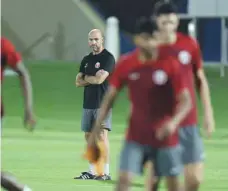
[1,62,228,191]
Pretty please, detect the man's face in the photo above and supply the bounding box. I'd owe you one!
[156,13,179,34]
[88,31,103,52]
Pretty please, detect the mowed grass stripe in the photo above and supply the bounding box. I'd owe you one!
[2,129,228,191]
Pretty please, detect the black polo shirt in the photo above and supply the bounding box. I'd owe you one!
[79,49,115,109]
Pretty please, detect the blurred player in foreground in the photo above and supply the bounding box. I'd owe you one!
[75,29,115,180]
[88,18,192,191]
[140,2,215,191]
[1,37,35,128]
[1,37,35,191]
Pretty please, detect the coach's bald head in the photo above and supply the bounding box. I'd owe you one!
[88,29,104,38]
[88,29,104,54]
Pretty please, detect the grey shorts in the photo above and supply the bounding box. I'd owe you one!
[179,126,205,165]
[81,109,112,132]
[119,141,183,177]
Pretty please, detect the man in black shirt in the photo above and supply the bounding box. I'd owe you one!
[75,29,115,180]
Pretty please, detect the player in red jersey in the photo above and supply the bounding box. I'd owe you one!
[1,37,35,126]
[87,18,192,191]
[1,37,35,191]
[139,2,215,191]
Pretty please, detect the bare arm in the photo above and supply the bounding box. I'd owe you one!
[85,54,115,85]
[195,69,214,118]
[75,72,90,87]
[195,69,215,136]
[171,89,192,127]
[92,86,118,134]
[191,37,215,136]
[84,70,109,85]
[14,61,33,112]
[157,88,192,140]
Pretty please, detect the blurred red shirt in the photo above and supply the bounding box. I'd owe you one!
[159,32,203,127]
[109,50,187,148]
[1,37,22,81]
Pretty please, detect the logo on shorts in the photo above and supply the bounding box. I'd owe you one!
[95,62,100,68]
[128,72,140,80]
[178,50,191,65]
[152,70,168,85]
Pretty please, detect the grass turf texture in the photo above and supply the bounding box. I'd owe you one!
[1,61,228,191]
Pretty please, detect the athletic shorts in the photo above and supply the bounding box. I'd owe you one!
[179,126,205,164]
[81,108,112,132]
[119,141,183,177]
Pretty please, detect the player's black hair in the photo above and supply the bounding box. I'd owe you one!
[153,1,178,16]
[134,17,157,35]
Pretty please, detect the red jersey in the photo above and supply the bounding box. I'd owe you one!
[109,50,187,148]
[159,32,202,127]
[1,37,21,81]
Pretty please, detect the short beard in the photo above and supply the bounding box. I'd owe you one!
[92,46,102,54]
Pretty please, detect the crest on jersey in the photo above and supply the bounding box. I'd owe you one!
[128,72,140,81]
[95,62,100,68]
[84,63,88,68]
[178,50,191,65]
[152,70,168,85]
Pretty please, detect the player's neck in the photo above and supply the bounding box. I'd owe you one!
[93,47,104,55]
[164,32,177,44]
[139,52,149,63]
[139,49,158,63]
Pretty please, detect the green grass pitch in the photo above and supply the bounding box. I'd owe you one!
[1,61,228,191]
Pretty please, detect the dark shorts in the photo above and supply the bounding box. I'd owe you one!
[119,141,183,177]
[81,109,112,132]
[179,126,205,165]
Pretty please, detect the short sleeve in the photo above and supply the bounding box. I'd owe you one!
[1,38,15,54]
[191,38,203,73]
[79,57,86,73]
[109,57,125,90]
[1,38,21,68]
[102,55,115,73]
[6,52,22,68]
[170,59,187,95]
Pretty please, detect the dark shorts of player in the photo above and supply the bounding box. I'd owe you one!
[179,125,205,165]
[81,109,112,132]
[119,141,183,177]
